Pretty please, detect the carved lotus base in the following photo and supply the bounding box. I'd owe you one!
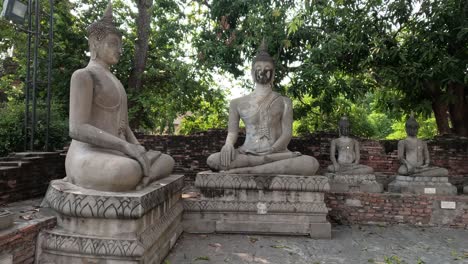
[325,173,383,193]
[388,175,457,195]
[183,171,331,239]
[36,175,184,264]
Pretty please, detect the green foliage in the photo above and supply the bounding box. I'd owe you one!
[0,101,68,156]
[192,0,468,137]
[386,115,438,140]
[178,89,228,135]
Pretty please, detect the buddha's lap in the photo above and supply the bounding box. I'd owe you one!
[66,146,142,187]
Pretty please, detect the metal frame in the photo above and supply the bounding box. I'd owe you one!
[23,0,54,151]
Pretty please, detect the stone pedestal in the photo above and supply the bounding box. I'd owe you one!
[388,175,457,195]
[183,171,331,239]
[325,173,383,193]
[36,174,184,264]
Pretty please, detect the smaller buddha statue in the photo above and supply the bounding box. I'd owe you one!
[397,115,448,177]
[327,117,374,175]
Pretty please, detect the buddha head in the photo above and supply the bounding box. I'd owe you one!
[338,116,350,137]
[405,114,419,137]
[251,39,275,85]
[87,1,122,65]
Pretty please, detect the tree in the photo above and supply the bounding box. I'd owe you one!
[192,0,467,137]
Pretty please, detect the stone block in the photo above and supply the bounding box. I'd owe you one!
[36,175,184,264]
[326,173,383,193]
[195,171,330,192]
[184,172,331,239]
[464,186,468,195]
[0,210,14,230]
[388,175,457,195]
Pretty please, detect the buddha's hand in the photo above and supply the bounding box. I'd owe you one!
[403,160,415,173]
[333,163,341,172]
[125,143,150,177]
[220,144,236,169]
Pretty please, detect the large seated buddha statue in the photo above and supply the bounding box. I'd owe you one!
[206,41,319,175]
[397,115,448,177]
[327,117,374,175]
[65,3,174,192]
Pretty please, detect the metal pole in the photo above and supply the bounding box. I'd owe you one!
[45,0,54,151]
[31,0,40,151]
[24,0,33,151]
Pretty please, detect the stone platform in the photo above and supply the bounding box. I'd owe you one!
[36,174,184,264]
[388,175,457,195]
[325,173,383,193]
[183,171,331,239]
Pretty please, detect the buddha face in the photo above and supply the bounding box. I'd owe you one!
[90,33,122,65]
[253,61,274,85]
[339,123,350,137]
[406,124,419,137]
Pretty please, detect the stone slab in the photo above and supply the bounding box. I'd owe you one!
[185,172,331,239]
[37,175,184,264]
[0,210,14,230]
[196,171,330,192]
[326,173,383,193]
[388,175,457,195]
[184,199,328,214]
[183,211,330,238]
[42,174,184,219]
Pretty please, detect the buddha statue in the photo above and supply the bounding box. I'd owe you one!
[206,41,319,175]
[397,115,448,177]
[65,2,174,192]
[327,117,374,175]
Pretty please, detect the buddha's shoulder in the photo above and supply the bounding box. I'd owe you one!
[230,94,251,105]
[71,68,93,80]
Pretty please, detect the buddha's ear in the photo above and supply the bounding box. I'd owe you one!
[89,40,99,60]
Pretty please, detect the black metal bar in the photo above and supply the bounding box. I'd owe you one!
[31,0,40,151]
[24,0,33,151]
[45,0,54,151]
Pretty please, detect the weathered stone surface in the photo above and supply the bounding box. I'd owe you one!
[326,173,383,193]
[195,171,329,192]
[42,174,184,219]
[185,172,331,239]
[0,210,14,230]
[464,185,468,194]
[388,175,457,195]
[37,175,184,264]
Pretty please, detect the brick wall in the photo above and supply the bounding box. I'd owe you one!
[0,211,56,264]
[326,192,468,229]
[0,152,65,205]
[137,130,468,188]
[0,131,466,205]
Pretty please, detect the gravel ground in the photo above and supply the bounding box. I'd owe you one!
[165,225,468,264]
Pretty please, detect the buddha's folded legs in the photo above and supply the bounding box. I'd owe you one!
[207,152,319,175]
[137,154,175,189]
[66,142,142,192]
[398,164,448,177]
[328,164,374,174]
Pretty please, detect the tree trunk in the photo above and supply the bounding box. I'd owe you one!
[425,80,451,135]
[128,0,153,129]
[447,82,468,137]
